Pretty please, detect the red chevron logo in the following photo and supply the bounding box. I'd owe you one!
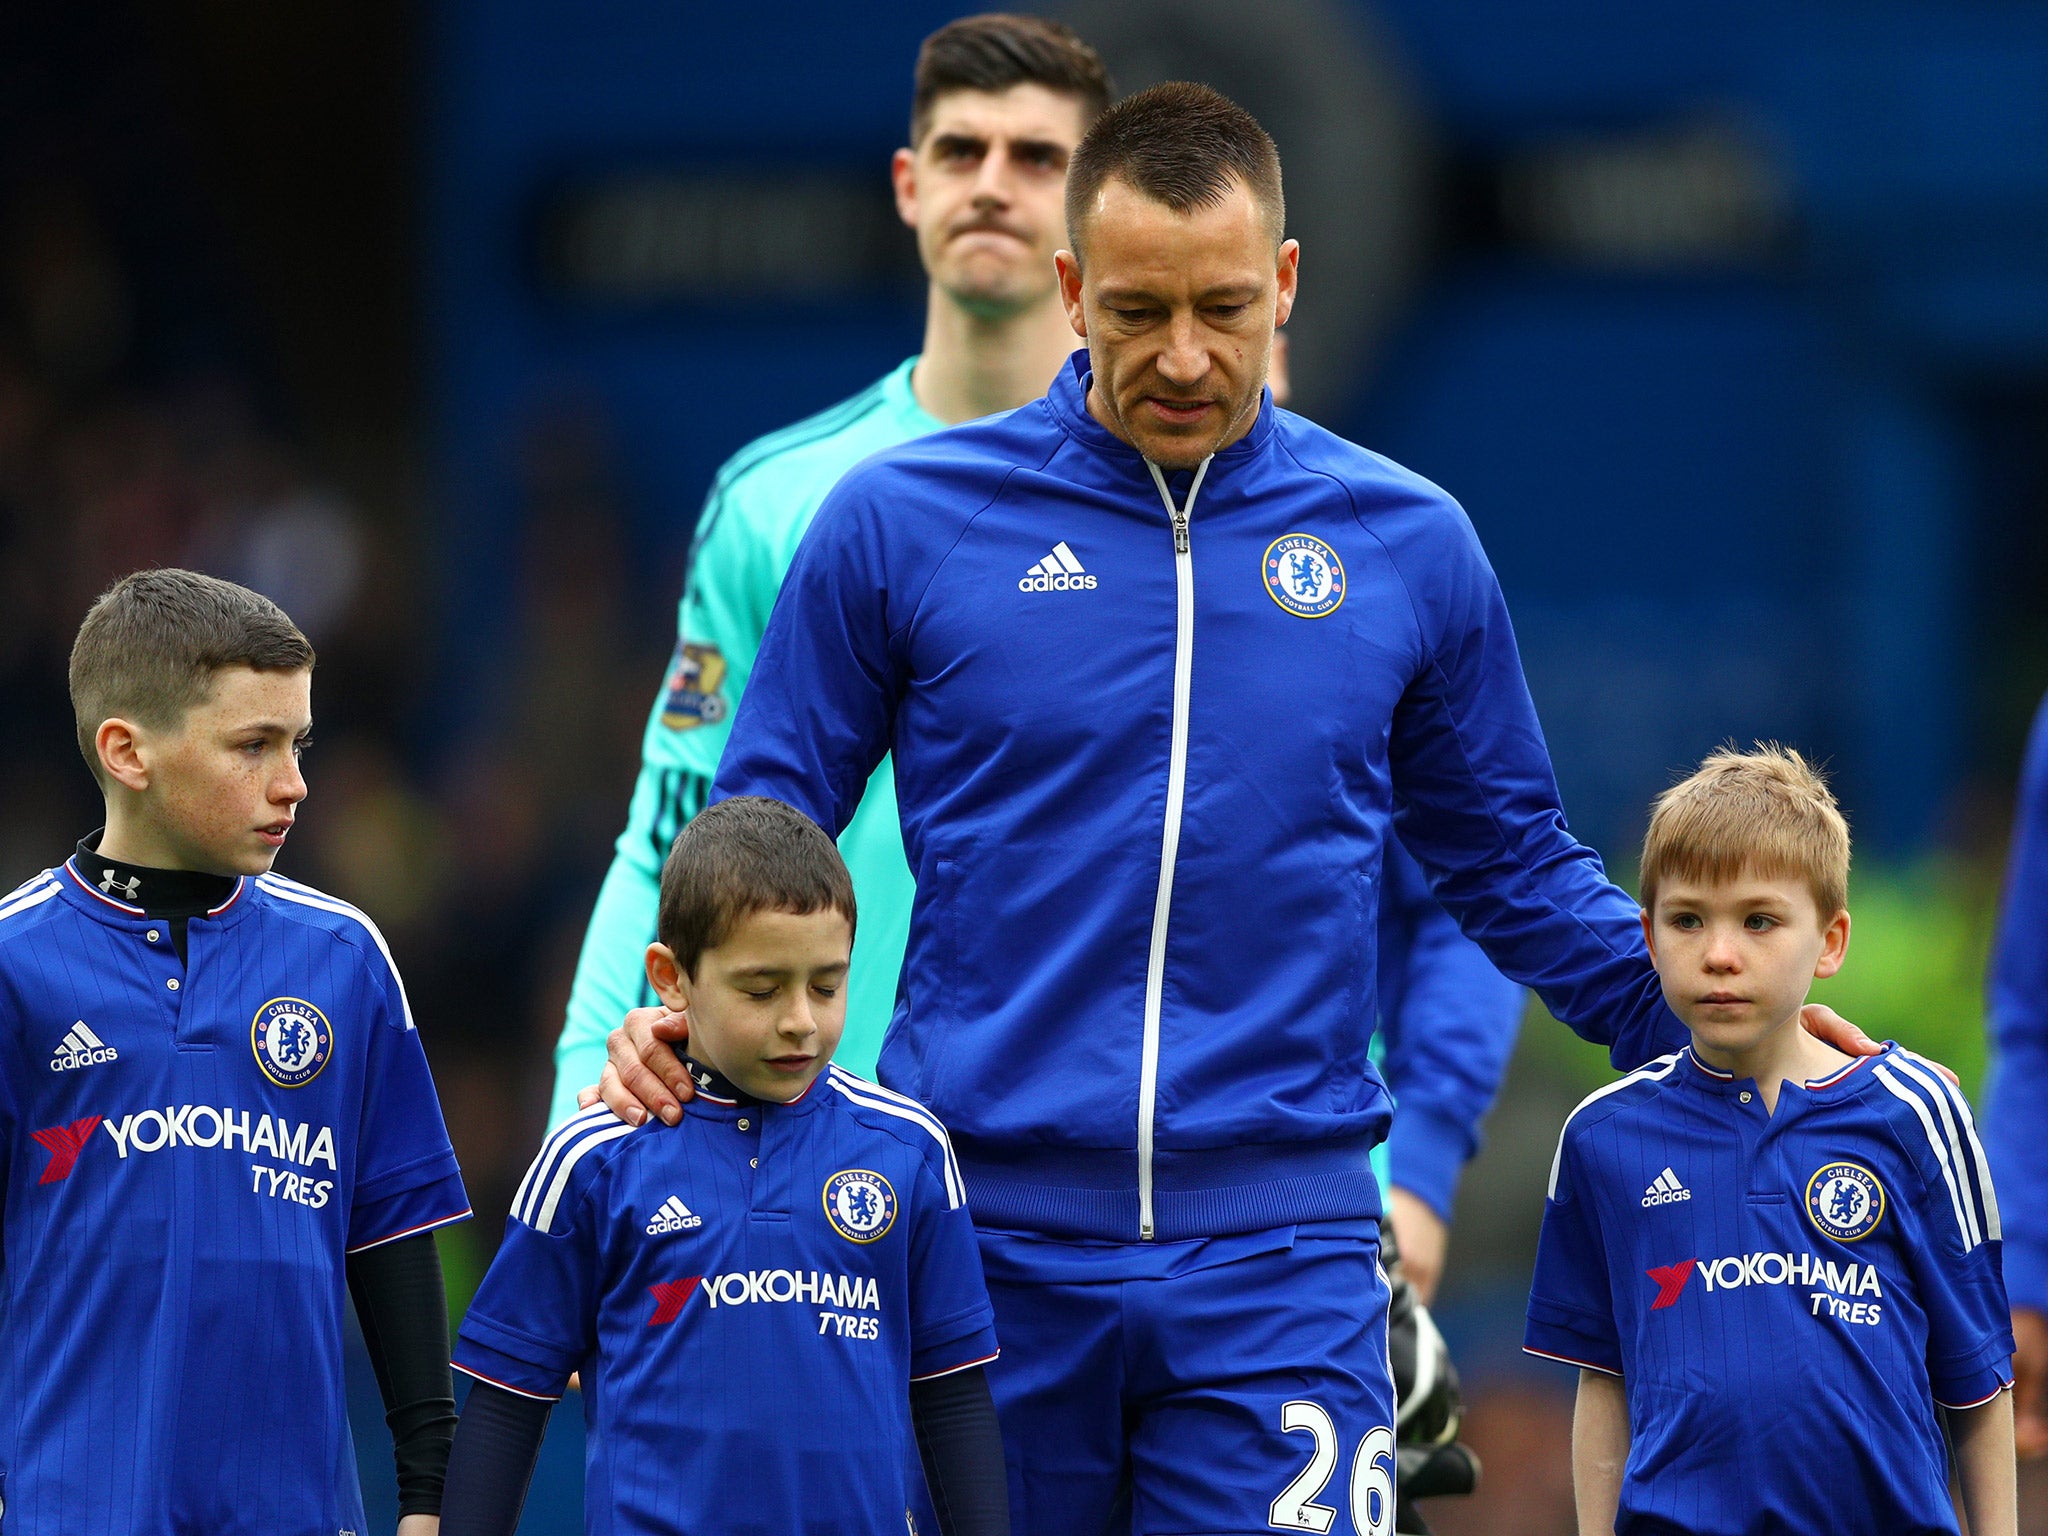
[647,1278,702,1326]
[32,1116,102,1184]
[1647,1260,1697,1311]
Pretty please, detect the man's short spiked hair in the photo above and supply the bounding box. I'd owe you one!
[657,796,857,978]
[1064,81,1285,263]
[69,568,314,785]
[1640,744,1852,920]
[910,13,1113,146]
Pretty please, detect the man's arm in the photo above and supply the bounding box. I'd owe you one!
[1377,837,1525,1299]
[1950,1390,2018,1536]
[1572,1369,1628,1536]
[1981,693,2048,1454]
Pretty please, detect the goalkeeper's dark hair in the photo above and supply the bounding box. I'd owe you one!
[657,797,856,977]
[910,14,1112,145]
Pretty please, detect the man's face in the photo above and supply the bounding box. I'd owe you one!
[893,84,1087,318]
[1644,868,1849,1060]
[125,665,311,875]
[1056,176,1298,470]
[650,907,851,1103]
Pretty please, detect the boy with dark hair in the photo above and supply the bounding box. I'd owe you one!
[1,567,469,1534]
[1528,746,2014,1535]
[443,797,1007,1536]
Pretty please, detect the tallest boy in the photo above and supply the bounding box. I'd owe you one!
[604,82,1877,1531]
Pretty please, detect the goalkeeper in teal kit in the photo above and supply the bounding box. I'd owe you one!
[549,17,1106,1118]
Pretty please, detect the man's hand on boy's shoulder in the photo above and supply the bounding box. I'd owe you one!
[588,1006,697,1126]
[1800,1002,1962,1083]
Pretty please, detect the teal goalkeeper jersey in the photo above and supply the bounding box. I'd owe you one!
[550,359,942,1128]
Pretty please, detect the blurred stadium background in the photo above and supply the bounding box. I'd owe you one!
[3,1,2045,1529]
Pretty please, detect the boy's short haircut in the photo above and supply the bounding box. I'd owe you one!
[68,568,315,784]
[657,796,857,976]
[1640,743,1850,919]
[1064,81,1285,263]
[910,13,1113,146]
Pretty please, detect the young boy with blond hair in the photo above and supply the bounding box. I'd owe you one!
[1525,745,2015,1536]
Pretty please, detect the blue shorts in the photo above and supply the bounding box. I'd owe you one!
[916,1223,1395,1536]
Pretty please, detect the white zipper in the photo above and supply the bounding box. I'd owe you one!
[1138,454,1211,1240]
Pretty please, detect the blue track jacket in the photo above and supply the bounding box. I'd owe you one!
[715,352,1686,1243]
[1984,691,2048,1310]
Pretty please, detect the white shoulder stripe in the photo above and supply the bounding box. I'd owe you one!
[1,869,56,904]
[532,1121,636,1234]
[1902,1052,2002,1241]
[256,875,417,1030]
[512,1106,620,1224]
[1875,1063,1976,1249]
[828,1070,965,1208]
[1888,1055,1982,1245]
[1548,1053,1681,1199]
[0,879,60,926]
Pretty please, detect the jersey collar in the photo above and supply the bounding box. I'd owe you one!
[56,852,249,929]
[683,1056,825,1117]
[1680,1041,1893,1104]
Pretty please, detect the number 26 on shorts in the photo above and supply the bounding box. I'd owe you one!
[1269,1401,1395,1536]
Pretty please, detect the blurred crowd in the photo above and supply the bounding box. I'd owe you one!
[0,181,668,1243]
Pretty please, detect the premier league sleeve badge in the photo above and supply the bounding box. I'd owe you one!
[251,997,335,1088]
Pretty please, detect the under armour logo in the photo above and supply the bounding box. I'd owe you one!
[98,869,141,901]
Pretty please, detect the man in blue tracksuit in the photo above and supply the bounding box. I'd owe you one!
[600,83,1872,1532]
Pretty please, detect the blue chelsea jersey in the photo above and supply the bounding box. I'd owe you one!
[0,861,470,1536]
[455,1064,999,1536]
[1526,1044,2012,1536]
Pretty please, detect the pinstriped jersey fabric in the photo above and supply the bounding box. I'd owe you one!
[456,1064,996,1535]
[1527,1044,2010,1535]
[550,359,944,1129]
[0,862,469,1535]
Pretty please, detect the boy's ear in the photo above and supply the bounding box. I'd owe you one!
[645,942,691,1011]
[1813,909,1851,980]
[95,718,150,793]
[1639,907,1657,964]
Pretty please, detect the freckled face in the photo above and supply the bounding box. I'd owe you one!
[136,666,311,876]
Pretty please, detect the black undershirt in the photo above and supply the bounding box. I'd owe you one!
[75,832,234,963]
[72,831,457,1515]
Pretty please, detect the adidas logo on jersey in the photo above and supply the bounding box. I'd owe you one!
[646,1195,702,1234]
[1018,541,1097,592]
[1641,1167,1691,1207]
[50,1021,117,1072]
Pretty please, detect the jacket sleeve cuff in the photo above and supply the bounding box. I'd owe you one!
[1386,1105,1472,1222]
[2003,1235,2048,1316]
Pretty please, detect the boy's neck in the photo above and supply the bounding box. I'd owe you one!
[96,802,210,876]
[1692,1009,1854,1113]
[75,830,237,918]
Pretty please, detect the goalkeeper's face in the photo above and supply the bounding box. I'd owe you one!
[893,84,1087,320]
[646,906,851,1103]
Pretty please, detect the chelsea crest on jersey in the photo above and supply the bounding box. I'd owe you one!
[0,859,469,1536]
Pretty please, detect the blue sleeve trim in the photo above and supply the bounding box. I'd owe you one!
[455,1312,583,1390]
[1523,1306,1624,1378]
[349,1167,473,1252]
[1385,1105,1470,1222]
